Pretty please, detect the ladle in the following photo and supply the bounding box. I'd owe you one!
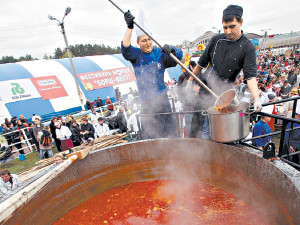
[108,0,240,113]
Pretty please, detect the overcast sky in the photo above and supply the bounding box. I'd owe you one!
[0,0,299,59]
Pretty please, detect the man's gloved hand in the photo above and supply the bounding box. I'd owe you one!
[254,98,262,111]
[162,44,175,55]
[124,10,135,29]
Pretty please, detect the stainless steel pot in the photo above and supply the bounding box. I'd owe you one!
[206,102,250,143]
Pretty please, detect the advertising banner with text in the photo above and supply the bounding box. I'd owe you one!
[30,76,68,100]
[77,67,136,91]
[0,79,41,104]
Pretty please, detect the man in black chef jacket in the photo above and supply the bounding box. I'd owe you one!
[188,5,262,138]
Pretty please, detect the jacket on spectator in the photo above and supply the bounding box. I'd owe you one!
[55,126,72,141]
[80,123,95,140]
[86,100,91,110]
[33,124,44,141]
[9,127,21,143]
[90,112,100,125]
[106,98,113,110]
[115,112,128,133]
[70,125,82,144]
[50,121,57,139]
[2,128,12,142]
[95,99,103,107]
[37,130,53,150]
[95,123,110,137]
[0,174,22,199]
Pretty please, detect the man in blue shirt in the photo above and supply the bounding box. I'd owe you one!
[252,106,272,149]
[121,11,183,139]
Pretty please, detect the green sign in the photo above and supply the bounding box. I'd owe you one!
[11,83,25,95]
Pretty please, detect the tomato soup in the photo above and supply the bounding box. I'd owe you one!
[54,180,270,225]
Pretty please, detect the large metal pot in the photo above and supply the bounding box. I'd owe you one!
[207,102,250,143]
[2,139,300,225]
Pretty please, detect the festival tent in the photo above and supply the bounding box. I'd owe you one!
[0,54,182,123]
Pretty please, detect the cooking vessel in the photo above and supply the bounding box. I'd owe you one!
[108,0,240,113]
[205,102,250,143]
[2,139,299,224]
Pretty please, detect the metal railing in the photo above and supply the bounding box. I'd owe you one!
[239,96,300,169]
[1,127,37,158]
[135,96,300,170]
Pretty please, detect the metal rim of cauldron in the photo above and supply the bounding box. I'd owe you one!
[2,139,300,225]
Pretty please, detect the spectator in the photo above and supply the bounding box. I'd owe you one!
[86,99,92,110]
[90,100,95,109]
[55,155,64,165]
[95,117,110,138]
[55,122,73,151]
[116,102,128,119]
[16,120,30,141]
[57,115,66,126]
[115,87,122,102]
[95,97,103,108]
[252,106,272,150]
[27,122,38,151]
[9,122,24,155]
[37,126,54,160]
[31,114,41,122]
[0,169,21,199]
[259,86,269,104]
[10,116,18,127]
[2,124,12,148]
[283,87,299,118]
[280,80,292,99]
[90,108,100,126]
[80,118,95,142]
[65,115,74,128]
[266,94,278,132]
[19,115,28,124]
[33,117,44,153]
[70,120,82,147]
[115,106,128,133]
[287,70,297,87]
[273,83,281,97]
[50,117,62,152]
[106,96,114,111]
[4,118,10,128]
[284,105,300,165]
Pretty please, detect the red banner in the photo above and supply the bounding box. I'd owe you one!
[30,76,68,100]
[77,67,136,91]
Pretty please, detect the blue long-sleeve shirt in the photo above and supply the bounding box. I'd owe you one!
[121,43,182,102]
[252,120,271,147]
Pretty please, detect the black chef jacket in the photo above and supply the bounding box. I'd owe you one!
[197,33,257,83]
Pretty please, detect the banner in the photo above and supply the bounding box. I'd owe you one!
[0,79,41,104]
[30,76,68,100]
[78,67,136,91]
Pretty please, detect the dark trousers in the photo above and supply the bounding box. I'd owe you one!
[54,137,62,152]
[13,139,24,155]
[140,94,177,139]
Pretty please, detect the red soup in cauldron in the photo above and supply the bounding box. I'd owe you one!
[54,180,270,225]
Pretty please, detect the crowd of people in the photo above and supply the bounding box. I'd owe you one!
[0,98,133,162]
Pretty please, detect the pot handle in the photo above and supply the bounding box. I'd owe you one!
[202,110,208,116]
[244,110,256,115]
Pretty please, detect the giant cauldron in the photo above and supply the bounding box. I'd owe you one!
[4,139,300,224]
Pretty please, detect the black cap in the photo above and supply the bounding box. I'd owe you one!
[223,5,243,19]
